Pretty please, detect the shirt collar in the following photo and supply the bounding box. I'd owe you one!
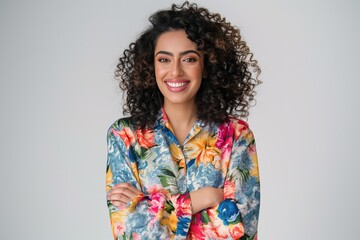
[155,107,206,143]
[154,107,171,130]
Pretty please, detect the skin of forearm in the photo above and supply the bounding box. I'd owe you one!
[189,186,223,214]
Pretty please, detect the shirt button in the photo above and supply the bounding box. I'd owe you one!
[187,179,191,185]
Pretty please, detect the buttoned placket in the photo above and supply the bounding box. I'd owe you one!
[182,122,205,192]
[159,117,203,193]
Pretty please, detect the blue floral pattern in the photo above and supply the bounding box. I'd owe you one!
[106,109,260,239]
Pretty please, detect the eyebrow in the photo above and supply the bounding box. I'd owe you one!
[155,50,201,57]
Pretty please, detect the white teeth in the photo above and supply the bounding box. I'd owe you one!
[166,82,187,88]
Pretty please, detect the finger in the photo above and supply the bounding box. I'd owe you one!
[108,189,134,200]
[112,183,142,194]
[109,187,138,199]
[108,193,132,204]
[110,200,126,209]
[110,184,142,197]
[130,187,143,195]
[112,182,134,189]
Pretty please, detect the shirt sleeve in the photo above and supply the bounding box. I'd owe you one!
[206,126,260,239]
[106,121,192,240]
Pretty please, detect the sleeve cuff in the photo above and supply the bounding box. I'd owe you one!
[127,193,148,212]
[208,198,245,239]
[172,193,192,237]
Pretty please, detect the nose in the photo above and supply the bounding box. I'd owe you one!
[171,60,183,77]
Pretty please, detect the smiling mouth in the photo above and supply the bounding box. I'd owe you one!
[165,81,189,88]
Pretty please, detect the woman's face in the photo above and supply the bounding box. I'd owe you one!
[154,30,204,108]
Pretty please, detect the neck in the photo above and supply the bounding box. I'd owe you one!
[163,102,197,145]
[163,102,197,128]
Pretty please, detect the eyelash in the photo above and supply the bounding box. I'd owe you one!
[157,57,197,63]
[158,58,169,63]
[184,57,196,62]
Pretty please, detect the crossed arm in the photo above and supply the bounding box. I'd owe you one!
[106,123,260,239]
[108,183,224,214]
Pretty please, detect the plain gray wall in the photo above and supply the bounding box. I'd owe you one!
[1,0,359,239]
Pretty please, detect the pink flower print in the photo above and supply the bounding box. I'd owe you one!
[113,222,125,236]
[224,179,236,199]
[216,123,234,150]
[136,129,156,149]
[188,213,205,240]
[112,127,135,149]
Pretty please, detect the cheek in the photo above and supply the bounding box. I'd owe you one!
[154,66,165,89]
[194,67,204,82]
[195,62,204,79]
[154,64,166,79]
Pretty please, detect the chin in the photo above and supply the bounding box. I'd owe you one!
[164,97,195,106]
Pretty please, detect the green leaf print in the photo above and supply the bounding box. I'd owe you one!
[201,210,210,224]
[158,175,179,194]
[158,168,179,194]
[160,168,176,178]
[138,147,156,161]
[118,118,131,128]
[240,234,256,240]
[164,200,175,213]
[230,167,250,186]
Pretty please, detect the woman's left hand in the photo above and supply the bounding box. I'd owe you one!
[107,183,143,208]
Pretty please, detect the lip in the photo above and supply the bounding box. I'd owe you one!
[164,80,190,92]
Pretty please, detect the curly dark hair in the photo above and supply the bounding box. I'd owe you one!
[115,1,261,129]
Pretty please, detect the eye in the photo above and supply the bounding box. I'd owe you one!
[158,58,170,63]
[183,57,197,63]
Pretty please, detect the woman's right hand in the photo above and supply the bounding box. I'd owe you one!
[107,183,143,209]
[189,186,224,214]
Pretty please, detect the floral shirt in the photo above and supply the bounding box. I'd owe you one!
[106,109,260,240]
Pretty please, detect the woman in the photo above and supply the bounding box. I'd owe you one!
[106,2,261,239]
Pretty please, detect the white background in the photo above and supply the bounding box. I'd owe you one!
[1,0,359,239]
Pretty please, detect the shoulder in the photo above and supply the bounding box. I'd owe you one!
[106,117,140,152]
[226,116,254,141]
[107,117,135,132]
[106,117,137,143]
[107,117,157,150]
[227,116,249,128]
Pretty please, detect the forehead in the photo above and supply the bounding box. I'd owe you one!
[154,30,198,52]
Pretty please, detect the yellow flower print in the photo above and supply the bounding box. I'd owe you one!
[185,132,221,166]
[131,162,142,187]
[169,144,185,169]
[106,167,113,192]
[244,130,259,181]
[110,210,129,238]
[161,211,178,233]
[249,144,260,181]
